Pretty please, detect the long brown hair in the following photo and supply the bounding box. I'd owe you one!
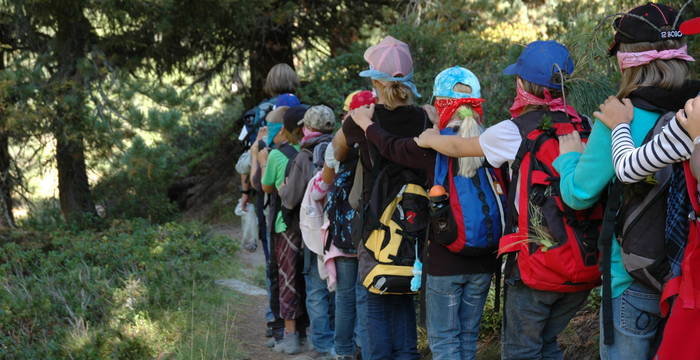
[617,39,690,98]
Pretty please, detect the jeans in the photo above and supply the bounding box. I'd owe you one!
[501,278,590,360]
[335,257,370,358]
[599,282,662,360]
[366,293,419,360]
[303,248,335,353]
[426,273,492,360]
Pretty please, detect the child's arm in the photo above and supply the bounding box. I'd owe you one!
[596,96,700,183]
[610,119,691,183]
[349,104,436,172]
[414,128,484,158]
[351,103,484,158]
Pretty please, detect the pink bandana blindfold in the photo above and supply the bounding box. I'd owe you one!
[509,86,582,123]
[617,45,695,70]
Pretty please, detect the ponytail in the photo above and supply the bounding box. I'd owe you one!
[373,80,414,110]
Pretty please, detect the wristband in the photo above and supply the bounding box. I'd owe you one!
[241,189,252,195]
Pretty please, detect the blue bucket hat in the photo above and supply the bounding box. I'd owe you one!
[503,41,574,90]
[433,66,481,99]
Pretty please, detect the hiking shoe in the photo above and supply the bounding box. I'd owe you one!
[273,332,301,355]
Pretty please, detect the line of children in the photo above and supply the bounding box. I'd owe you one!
[234,3,700,359]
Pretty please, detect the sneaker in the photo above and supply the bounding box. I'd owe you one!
[273,332,301,355]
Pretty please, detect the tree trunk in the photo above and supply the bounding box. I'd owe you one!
[0,52,14,229]
[246,20,294,108]
[52,3,97,223]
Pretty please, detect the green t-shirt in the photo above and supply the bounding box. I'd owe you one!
[261,145,300,233]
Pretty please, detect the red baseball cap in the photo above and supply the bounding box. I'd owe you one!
[349,90,376,111]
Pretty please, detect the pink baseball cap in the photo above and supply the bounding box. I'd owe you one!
[360,36,414,77]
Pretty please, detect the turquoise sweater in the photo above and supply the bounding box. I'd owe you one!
[552,107,661,297]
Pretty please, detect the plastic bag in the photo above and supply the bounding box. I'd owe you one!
[235,199,258,252]
[235,150,252,175]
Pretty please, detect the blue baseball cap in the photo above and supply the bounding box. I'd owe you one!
[275,93,300,108]
[503,41,573,90]
[433,66,481,99]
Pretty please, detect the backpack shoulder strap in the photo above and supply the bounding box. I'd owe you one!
[278,143,299,159]
[434,128,457,187]
[277,143,299,177]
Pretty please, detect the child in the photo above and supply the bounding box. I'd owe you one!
[401,40,596,359]
[281,105,337,359]
[325,90,375,360]
[335,35,429,360]
[260,105,305,355]
[425,66,498,360]
[553,3,699,359]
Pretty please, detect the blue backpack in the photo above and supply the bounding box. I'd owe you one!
[431,128,506,256]
[239,98,276,148]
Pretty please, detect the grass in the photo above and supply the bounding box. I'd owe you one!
[0,218,245,359]
[167,271,247,360]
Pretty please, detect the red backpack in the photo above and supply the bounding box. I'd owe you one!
[498,111,602,293]
[655,160,700,360]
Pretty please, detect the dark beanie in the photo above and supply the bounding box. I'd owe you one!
[283,105,309,132]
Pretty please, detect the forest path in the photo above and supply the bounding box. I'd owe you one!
[212,224,318,360]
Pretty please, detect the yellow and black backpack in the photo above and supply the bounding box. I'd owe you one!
[358,162,430,295]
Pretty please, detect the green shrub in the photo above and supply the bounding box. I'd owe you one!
[0,219,237,359]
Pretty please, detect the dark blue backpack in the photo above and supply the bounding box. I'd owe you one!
[431,128,506,256]
[325,154,359,253]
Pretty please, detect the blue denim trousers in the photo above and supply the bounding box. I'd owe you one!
[335,257,370,358]
[426,273,492,360]
[366,293,419,360]
[599,281,662,360]
[303,248,335,353]
[501,277,590,360]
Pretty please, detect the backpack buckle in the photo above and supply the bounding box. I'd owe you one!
[689,211,697,222]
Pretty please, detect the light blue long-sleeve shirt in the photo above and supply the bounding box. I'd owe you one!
[552,107,662,297]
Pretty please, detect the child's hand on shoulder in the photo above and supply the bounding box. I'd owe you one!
[350,104,375,131]
[558,131,584,154]
[414,126,440,148]
[677,96,700,140]
[593,96,633,129]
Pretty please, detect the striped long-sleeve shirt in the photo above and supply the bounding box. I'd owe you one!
[611,117,693,183]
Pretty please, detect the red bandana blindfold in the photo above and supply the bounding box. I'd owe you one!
[434,98,485,129]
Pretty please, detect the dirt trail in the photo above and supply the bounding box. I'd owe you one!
[213,224,306,360]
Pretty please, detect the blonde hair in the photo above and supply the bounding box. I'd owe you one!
[445,108,484,177]
[518,77,564,115]
[617,39,690,98]
[264,63,300,97]
[372,80,414,110]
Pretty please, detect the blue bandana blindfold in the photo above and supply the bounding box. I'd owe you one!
[359,69,421,98]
